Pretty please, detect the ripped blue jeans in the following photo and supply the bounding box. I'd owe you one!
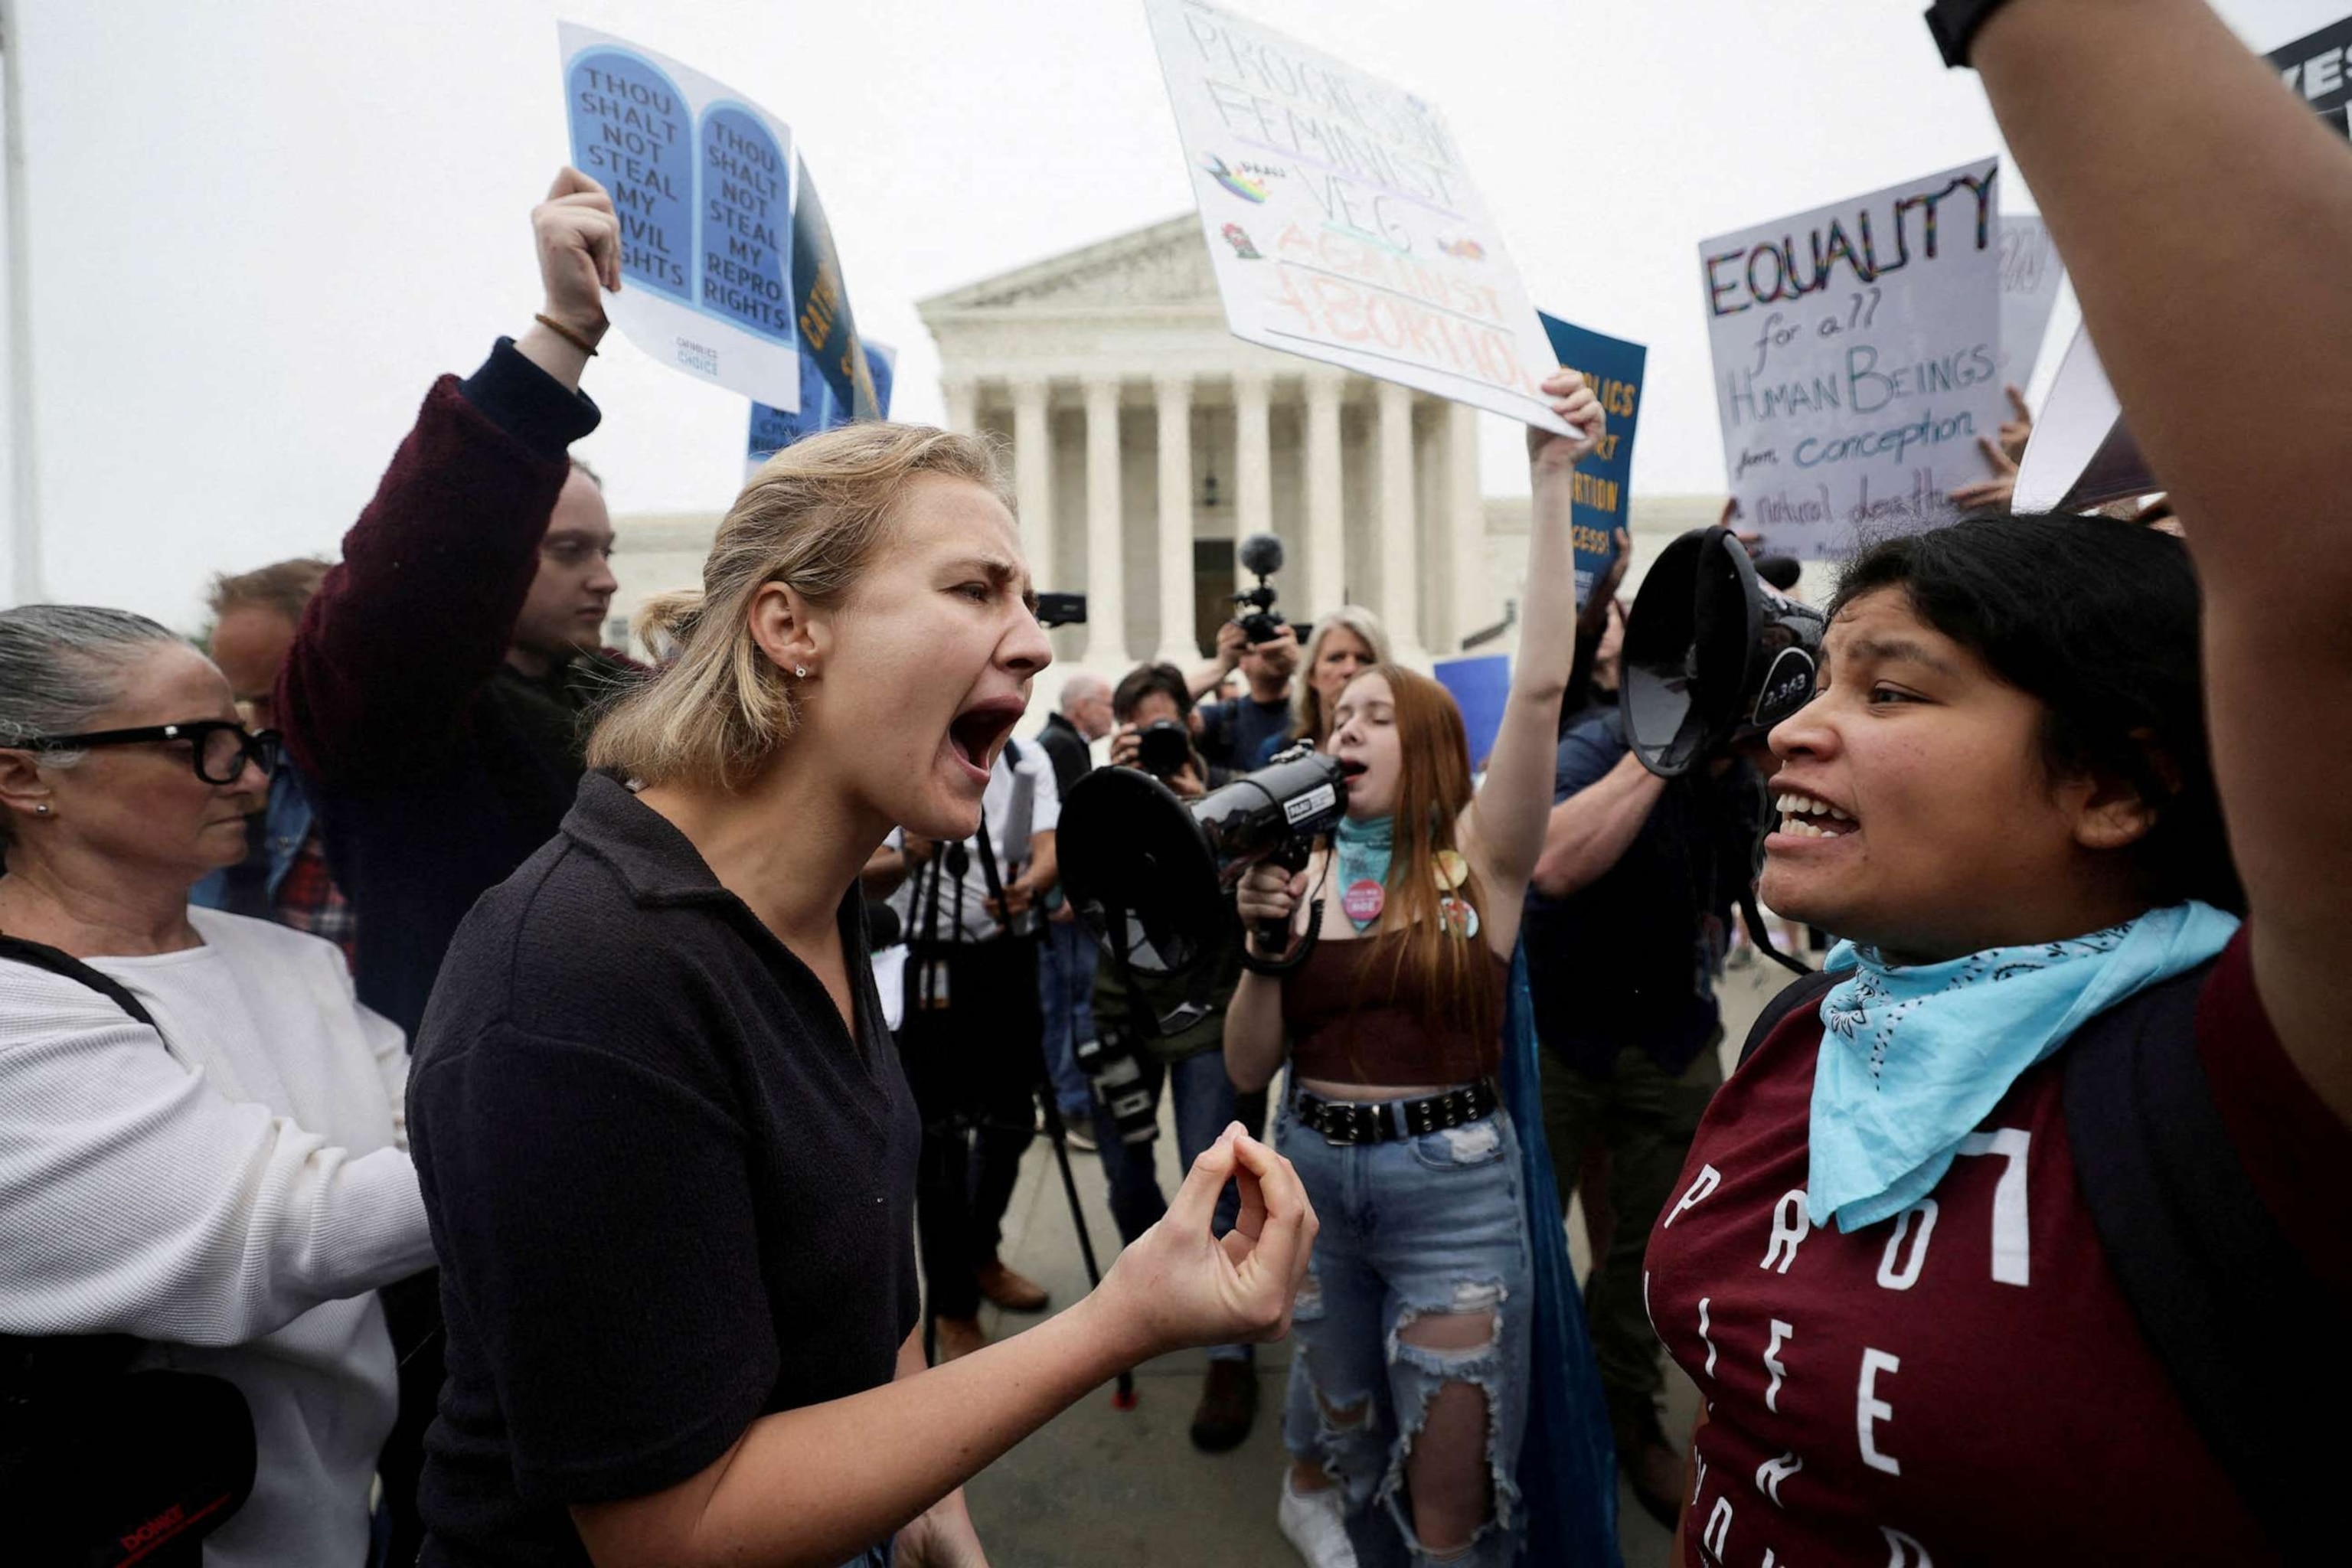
[1276,1092,1533,1568]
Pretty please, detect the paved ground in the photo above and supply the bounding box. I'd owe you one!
[958,959,1792,1566]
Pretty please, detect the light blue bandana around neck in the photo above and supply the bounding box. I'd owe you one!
[1334,815,1394,932]
[1806,900,2240,1233]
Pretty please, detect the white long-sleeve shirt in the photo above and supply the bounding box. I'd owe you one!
[0,906,435,1567]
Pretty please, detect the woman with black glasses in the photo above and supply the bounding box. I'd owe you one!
[0,604,434,1567]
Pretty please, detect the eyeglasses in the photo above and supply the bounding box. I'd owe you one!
[16,720,283,785]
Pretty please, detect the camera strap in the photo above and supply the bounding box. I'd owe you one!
[972,805,1015,932]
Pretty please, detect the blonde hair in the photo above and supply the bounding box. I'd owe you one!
[1291,606,1392,746]
[586,422,1011,789]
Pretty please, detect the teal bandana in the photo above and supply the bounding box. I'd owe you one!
[1334,814,1394,933]
[1807,900,2241,1233]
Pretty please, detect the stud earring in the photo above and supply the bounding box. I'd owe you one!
[795,665,809,678]
[34,804,51,815]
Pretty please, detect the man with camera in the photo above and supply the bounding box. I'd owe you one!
[1521,707,1767,1527]
[1083,662,1269,1452]
[890,738,1061,1361]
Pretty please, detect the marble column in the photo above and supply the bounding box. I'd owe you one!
[1303,369,1347,620]
[1377,381,1425,664]
[943,377,978,436]
[1234,370,1273,550]
[1082,377,1128,668]
[1445,401,1486,655]
[1011,378,1054,590]
[1154,375,1198,665]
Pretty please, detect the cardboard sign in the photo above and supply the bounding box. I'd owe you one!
[1998,216,2065,387]
[2010,20,2352,515]
[2274,14,2352,139]
[1699,158,2007,560]
[2011,324,2153,513]
[1432,654,1510,773]
[747,342,897,480]
[559,23,800,407]
[1537,313,1647,607]
[1142,0,1570,435]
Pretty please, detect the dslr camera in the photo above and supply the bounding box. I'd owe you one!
[1132,720,1194,782]
[1232,532,1289,644]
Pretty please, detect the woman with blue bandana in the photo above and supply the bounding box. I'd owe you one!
[1643,2,2352,1562]
[1227,369,1606,1568]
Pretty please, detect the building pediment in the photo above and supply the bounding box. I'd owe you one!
[919,215,1220,316]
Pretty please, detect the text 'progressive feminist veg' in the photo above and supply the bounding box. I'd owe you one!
[1700,157,2007,560]
[1142,0,1572,436]
[559,21,802,407]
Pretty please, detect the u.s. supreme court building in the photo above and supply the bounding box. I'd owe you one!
[609,217,1722,716]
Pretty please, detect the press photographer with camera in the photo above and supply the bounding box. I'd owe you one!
[1191,534,1305,773]
[1076,662,1272,1452]
[1224,371,1606,1568]
[405,421,1317,1568]
[893,730,1063,1361]
[1638,2,2352,1560]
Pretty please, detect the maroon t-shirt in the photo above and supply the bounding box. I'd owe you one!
[1644,929,2351,1566]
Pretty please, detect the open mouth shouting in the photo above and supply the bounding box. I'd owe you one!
[945,695,1026,787]
[1770,786,1858,844]
[1336,756,1370,780]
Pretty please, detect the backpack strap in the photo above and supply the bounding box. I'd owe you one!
[1736,968,1837,1070]
[2063,960,2333,1560]
[0,935,158,1031]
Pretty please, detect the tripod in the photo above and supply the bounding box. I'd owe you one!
[905,831,1135,1409]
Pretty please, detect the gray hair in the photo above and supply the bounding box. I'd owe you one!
[1293,606,1393,743]
[0,605,185,771]
[1058,672,1111,714]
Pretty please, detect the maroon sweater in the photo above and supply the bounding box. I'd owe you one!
[277,341,610,1037]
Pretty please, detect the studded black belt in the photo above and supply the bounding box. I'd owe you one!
[1293,1080,1500,1145]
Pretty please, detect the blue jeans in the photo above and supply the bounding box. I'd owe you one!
[1037,920,1097,1121]
[1089,1047,1264,1365]
[1276,1095,1533,1568]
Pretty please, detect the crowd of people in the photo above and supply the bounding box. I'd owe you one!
[2,1,2347,1564]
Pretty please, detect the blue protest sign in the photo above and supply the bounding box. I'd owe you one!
[1433,654,1512,773]
[790,160,880,421]
[1538,314,1648,608]
[558,23,800,407]
[748,342,898,478]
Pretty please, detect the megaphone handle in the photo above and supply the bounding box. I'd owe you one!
[1240,897,1324,976]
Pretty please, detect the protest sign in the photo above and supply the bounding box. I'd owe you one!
[1433,654,1510,773]
[1537,313,1646,607]
[2010,20,2350,514]
[1142,0,1571,435]
[747,342,897,480]
[2274,15,2352,139]
[1997,216,2064,387]
[2011,325,2152,514]
[559,23,800,407]
[1699,158,2007,560]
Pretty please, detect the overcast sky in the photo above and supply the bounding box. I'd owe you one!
[0,0,2329,626]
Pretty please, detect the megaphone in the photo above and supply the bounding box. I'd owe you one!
[1057,744,1349,1034]
[1622,526,1826,777]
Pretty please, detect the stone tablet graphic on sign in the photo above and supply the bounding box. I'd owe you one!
[558,22,802,407]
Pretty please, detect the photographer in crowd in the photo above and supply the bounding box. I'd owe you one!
[407,417,1316,1568]
[191,558,355,960]
[892,726,1063,1361]
[1521,681,1766,1527]
[1645,2,2352,1560]
[1086,661,1269,1452]
[1227,371,1606,1568]
[1192,616,1303,773]
[1037,672,1115,1145]
[0,606,434,1566]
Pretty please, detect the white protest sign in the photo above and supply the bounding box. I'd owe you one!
[559,24,800,407]
[1142,0,1571,435]
[1998,215,2065,388]
[1700,158,2007,560]
[2012,323,2154,513]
